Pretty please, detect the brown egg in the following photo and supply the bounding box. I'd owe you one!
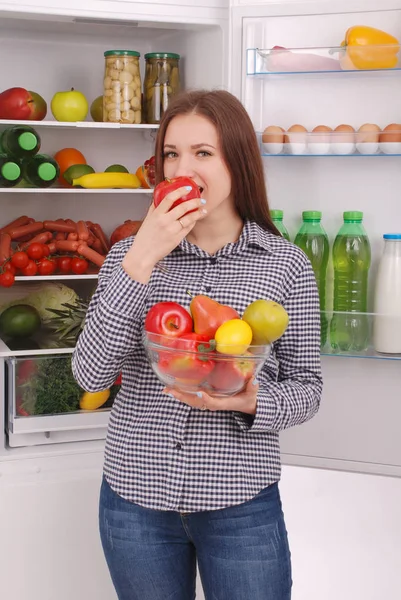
[284,124,308,143]
[333,124,355,143]
[357,123,381,143]
[262,125,284,144]
[310,125,333,143]
[379,123,401,143]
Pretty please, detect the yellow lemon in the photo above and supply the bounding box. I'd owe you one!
[214,319,253,355]
[79,389,110,411]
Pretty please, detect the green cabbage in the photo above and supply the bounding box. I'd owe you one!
[3,283,79,324]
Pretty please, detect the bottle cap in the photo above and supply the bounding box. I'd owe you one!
[344,211,363,222]
[270,209,283,220]
[18,132,38,151]
[302,211,322,221]
[38,162,57,181]
[1,161,21,181]
[383,233,401,239]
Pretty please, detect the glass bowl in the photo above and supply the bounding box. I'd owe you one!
[143,331,271,397]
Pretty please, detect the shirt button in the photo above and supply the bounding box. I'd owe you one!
[205,286,211,292]
[210,257,217,264]
[175,443,183,450]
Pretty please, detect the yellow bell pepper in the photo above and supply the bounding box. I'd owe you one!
[80,389,110,411]
[340,26,400,70]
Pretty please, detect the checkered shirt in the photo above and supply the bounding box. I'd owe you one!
[72,219,323,512]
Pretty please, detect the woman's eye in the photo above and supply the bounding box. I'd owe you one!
[197,150,212,157]
[163,151,177,159]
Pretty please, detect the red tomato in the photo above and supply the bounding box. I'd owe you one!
[26,243,44,260]
[159,332,215,384]
[11,251,29,269]
[71,257,89,274]
[3,262,17,275]
[41,243,51,257]
[153,176,201,212]
[37,258,56,276]
[57,256,72,273]
[144,301,193,338]
[21,260,38,276]
[0,271,15,287]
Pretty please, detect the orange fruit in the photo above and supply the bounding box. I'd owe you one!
[54,148,87,186]
[135,165,150,189]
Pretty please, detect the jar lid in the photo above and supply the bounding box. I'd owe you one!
[270,209,283,219]
[344,210,363,222]
[303,210,322,221]
[144,52,180,60]
[104,50,140,57]
[383,233,401,239]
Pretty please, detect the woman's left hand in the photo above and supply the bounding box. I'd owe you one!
[163,378,259,415]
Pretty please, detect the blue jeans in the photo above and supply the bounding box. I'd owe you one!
[99,476,292,600]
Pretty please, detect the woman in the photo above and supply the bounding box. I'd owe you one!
[72,89,323,600]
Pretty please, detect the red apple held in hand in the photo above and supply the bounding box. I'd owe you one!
[153,176,201,213]
[0,87,47,120]
[145,301,193,338]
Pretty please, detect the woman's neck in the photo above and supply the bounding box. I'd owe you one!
[186,206,244,255]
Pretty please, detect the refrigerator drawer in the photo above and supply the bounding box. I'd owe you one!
[6,354,118,447]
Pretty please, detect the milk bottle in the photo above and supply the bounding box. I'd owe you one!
[373,234,401,354]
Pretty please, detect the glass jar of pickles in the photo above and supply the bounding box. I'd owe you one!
[143,53,180,124]
[103,50,141,124]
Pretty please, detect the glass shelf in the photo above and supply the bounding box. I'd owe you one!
[247,45,401,76]
[320,311,401,361]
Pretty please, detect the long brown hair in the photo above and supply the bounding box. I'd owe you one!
[154,89,280,235]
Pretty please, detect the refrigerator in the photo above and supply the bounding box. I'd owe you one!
[1,1,401,599]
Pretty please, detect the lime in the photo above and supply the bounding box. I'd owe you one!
[64,164,95,185]
[104,164,129,173]
[0,305,41,338]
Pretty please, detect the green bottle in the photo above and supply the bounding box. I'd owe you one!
[21,154,59,188]
[270,209,290,241]
[0,154,22,188]
[294,211,329,346]
[0,125,41,159]
[330,211,371,352]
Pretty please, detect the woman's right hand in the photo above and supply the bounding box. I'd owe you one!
[122,185,207,283]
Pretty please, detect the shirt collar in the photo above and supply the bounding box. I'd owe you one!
[177,219,275,258]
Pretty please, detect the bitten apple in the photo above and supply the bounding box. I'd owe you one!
[153,176,201,212]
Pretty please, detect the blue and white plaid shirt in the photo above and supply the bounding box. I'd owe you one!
[72,220,323,512]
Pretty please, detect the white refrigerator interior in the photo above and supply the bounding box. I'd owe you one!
[1,1,401,599]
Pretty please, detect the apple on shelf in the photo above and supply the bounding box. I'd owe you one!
[0,87,47,121]
[51,88,89,122]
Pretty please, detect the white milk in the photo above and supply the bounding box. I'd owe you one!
[373,235,401,354]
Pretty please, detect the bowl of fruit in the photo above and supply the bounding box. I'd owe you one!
[142,294,289,397]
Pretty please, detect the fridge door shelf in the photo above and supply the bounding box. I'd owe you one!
[0,119,160,130]
[320,310,401,361]
[247,45,401,76]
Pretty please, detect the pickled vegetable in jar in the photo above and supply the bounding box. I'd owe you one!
[103,50,141,124]
[143,53,180,124]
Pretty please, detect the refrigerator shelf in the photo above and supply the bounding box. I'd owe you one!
[0,119,160,130]
[247,45,401,76]
[262,152,401,157]
[0,188,153,194]
[14,274,99,281]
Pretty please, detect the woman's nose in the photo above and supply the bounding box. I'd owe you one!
[173,155,195,178]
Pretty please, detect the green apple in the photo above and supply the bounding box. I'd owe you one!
[242,299,289,344]
[90,95,103,122]
[51,88,88,122]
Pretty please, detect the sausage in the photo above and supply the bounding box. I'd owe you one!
[90,223,110,253]
[91,238,103,254]
[76,220,90,241]
[67,232,78,241]
[9,222,44,240]
[86,233,95,247]
[43,220,76,234]
[55,240,80,253]
[0,233,11,263]
[55,232,67,241]
[77,244,106,267]
[20,231,53,250]
[0,216,30,234]
[46,242,57,254]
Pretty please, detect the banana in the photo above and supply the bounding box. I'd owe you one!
[72,172,141,189]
